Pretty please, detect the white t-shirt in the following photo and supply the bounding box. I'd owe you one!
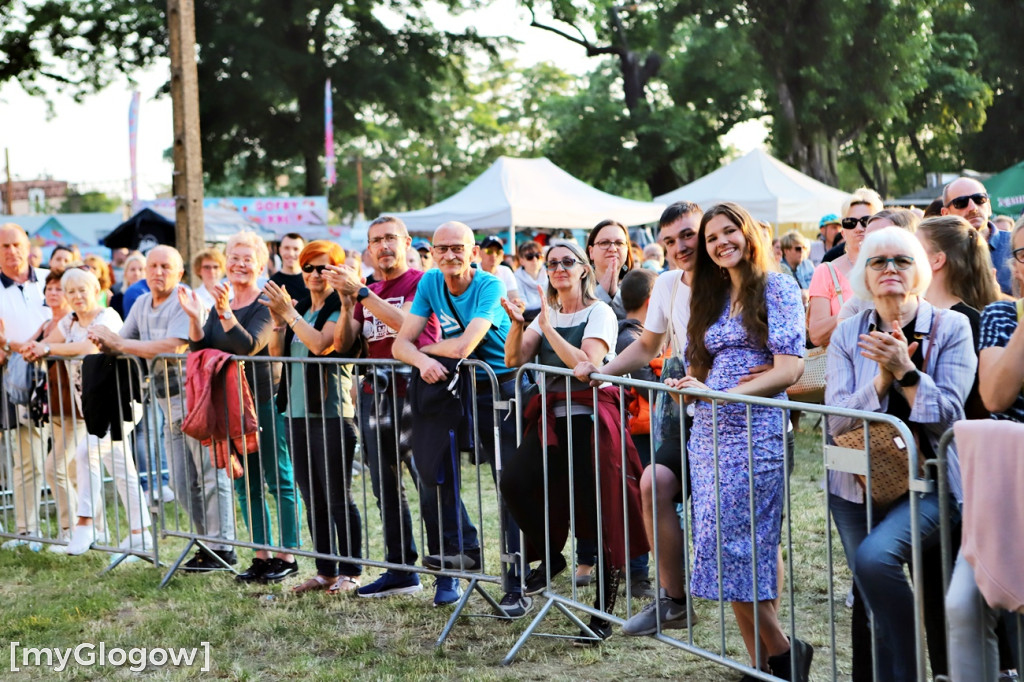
[492,265,518,298]
[644,270,691,354]
[57,307,124,410]
[527,300,618,415]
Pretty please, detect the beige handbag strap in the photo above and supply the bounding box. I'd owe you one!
[825,261,846,307]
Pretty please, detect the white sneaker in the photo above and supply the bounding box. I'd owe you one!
[66,526,108,556]
[47,529,73,554]
[1,534,43,552]
[159,485,176,503]
[111,532,152,564]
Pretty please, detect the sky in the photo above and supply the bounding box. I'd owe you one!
[0,0,766,201]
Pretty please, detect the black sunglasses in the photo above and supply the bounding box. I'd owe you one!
[946,192,989,210]
[1012,247,1024,265]
[301,264,328,274]
[841,216,871,230]
[520,252,540,261]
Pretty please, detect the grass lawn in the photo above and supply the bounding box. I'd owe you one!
[0,423,855,681]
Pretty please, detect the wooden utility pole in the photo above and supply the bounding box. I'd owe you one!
[167,0,205,285]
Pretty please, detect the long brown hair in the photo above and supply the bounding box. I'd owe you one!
[916,215,1000,310]
[686,203,774,381]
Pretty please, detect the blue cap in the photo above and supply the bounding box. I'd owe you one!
[819,214,841,228]
[411,238,431,251]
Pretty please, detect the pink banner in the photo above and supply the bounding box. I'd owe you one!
[129,91,140,206]
[324,79,336,188]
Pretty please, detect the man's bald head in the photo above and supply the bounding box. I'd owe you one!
[0,223,30,279]
[146,245,185,298]
[433,221,474,245]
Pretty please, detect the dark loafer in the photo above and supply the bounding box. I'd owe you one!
[235,557,269,583]
[262,557,299,583]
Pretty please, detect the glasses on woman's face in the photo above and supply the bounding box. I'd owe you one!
[1011,246,1024,264]
[594,239,628,251]
[301,264,329,274]
[520,252,539,261]
[866,255,915,271]
[546,257,580,272]
[841,216,871,230]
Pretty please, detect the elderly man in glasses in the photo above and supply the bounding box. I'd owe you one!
[393,220,529,618]
[940,176,1014,295]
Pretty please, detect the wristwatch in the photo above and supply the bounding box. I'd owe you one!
[42,344,51,357]
[897,368,920,387]
[356,286,370,302]
[219,309,234,321]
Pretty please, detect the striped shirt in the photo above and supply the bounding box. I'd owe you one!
[825,299,976,503]
[978,301,1024,423]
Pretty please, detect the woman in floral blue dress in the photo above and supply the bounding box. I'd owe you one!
[670,202,810,681]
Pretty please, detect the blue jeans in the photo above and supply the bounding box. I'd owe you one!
[851,491,959,682]
[134,401,169,491]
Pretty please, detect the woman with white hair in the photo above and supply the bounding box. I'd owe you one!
[179,231,302,584]
[21,268,152,556]
[825,226,975,681]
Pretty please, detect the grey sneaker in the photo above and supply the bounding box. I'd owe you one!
[621,590,696,636]
[629,577,656,600]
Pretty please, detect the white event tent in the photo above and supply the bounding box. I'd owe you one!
[655,148,850,224]
[390,156,666,247]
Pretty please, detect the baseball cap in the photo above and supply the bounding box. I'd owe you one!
[819,214,841,228]
[479,236,504,251]
[411,238,431,252]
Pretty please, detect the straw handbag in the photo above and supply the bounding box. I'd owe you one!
[787,263,844,403]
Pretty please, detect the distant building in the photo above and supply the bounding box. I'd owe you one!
[0,178,69,215]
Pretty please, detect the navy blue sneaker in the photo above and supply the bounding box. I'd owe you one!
[356,571,423,598]
[433,577,463,607]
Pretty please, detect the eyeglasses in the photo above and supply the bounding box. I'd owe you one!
[1012,247,1024,264]
[946,193,989,210]
[546,257,580,272]
[866,255,915,271]
[301,264,329,274]
[520,252,540,261]
[368,234,401,247]
[787,245,805,251]
[200,264,222,271]
[483,249,503,257]
[432,244,467,255]
[594,239,628,251]
[841,216,871,230]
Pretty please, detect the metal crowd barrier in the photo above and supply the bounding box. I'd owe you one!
[934,427,1023,682]
[501,363,944,682]
[150,353,519,645]
[0,355,160,570]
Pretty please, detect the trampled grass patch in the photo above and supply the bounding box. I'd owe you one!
[0,423,853,680]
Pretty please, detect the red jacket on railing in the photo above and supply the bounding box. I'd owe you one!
[522,385,649,569]
[180,349,258,479]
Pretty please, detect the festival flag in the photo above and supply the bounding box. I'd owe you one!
[324,79,336,187]
[128,91,140,207]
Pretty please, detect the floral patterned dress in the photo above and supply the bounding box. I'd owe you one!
[689,272,805,601]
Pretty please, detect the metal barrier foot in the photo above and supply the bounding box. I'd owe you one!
[434,578,479,648]
[160,539,200,588]
[501,596,556,665]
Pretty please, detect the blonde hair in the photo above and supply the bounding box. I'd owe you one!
[842,188,884,217]
[192,246,226,273]
[225,231,269,269]
[60,267,101,294]
[779,230,810,251]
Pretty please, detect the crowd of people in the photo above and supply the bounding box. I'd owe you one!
[0,173,1021,681]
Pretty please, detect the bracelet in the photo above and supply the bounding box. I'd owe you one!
[288,315,301,328]
[273,325,287,333]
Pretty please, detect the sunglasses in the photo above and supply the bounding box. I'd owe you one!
[866,255,915,271]
[841,216,871,230]
[301,264,329,274]
[520,252,540,261]
[1012,247,1024,265]
[546,257,580,272]
[946,192,989,210]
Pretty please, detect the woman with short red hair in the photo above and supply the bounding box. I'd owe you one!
[262,240,364,593]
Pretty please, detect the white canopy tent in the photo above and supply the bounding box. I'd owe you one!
[655,148,850,224]
[390,156,666,248]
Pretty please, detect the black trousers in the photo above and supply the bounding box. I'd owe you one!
[288,417,362,577]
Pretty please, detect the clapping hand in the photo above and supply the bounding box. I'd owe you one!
[176,285,205,320]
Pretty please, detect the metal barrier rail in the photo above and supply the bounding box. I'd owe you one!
[934,426,1023,682]
[150,353,520,645]
[502,363,942,682]
[0,354,160,570]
